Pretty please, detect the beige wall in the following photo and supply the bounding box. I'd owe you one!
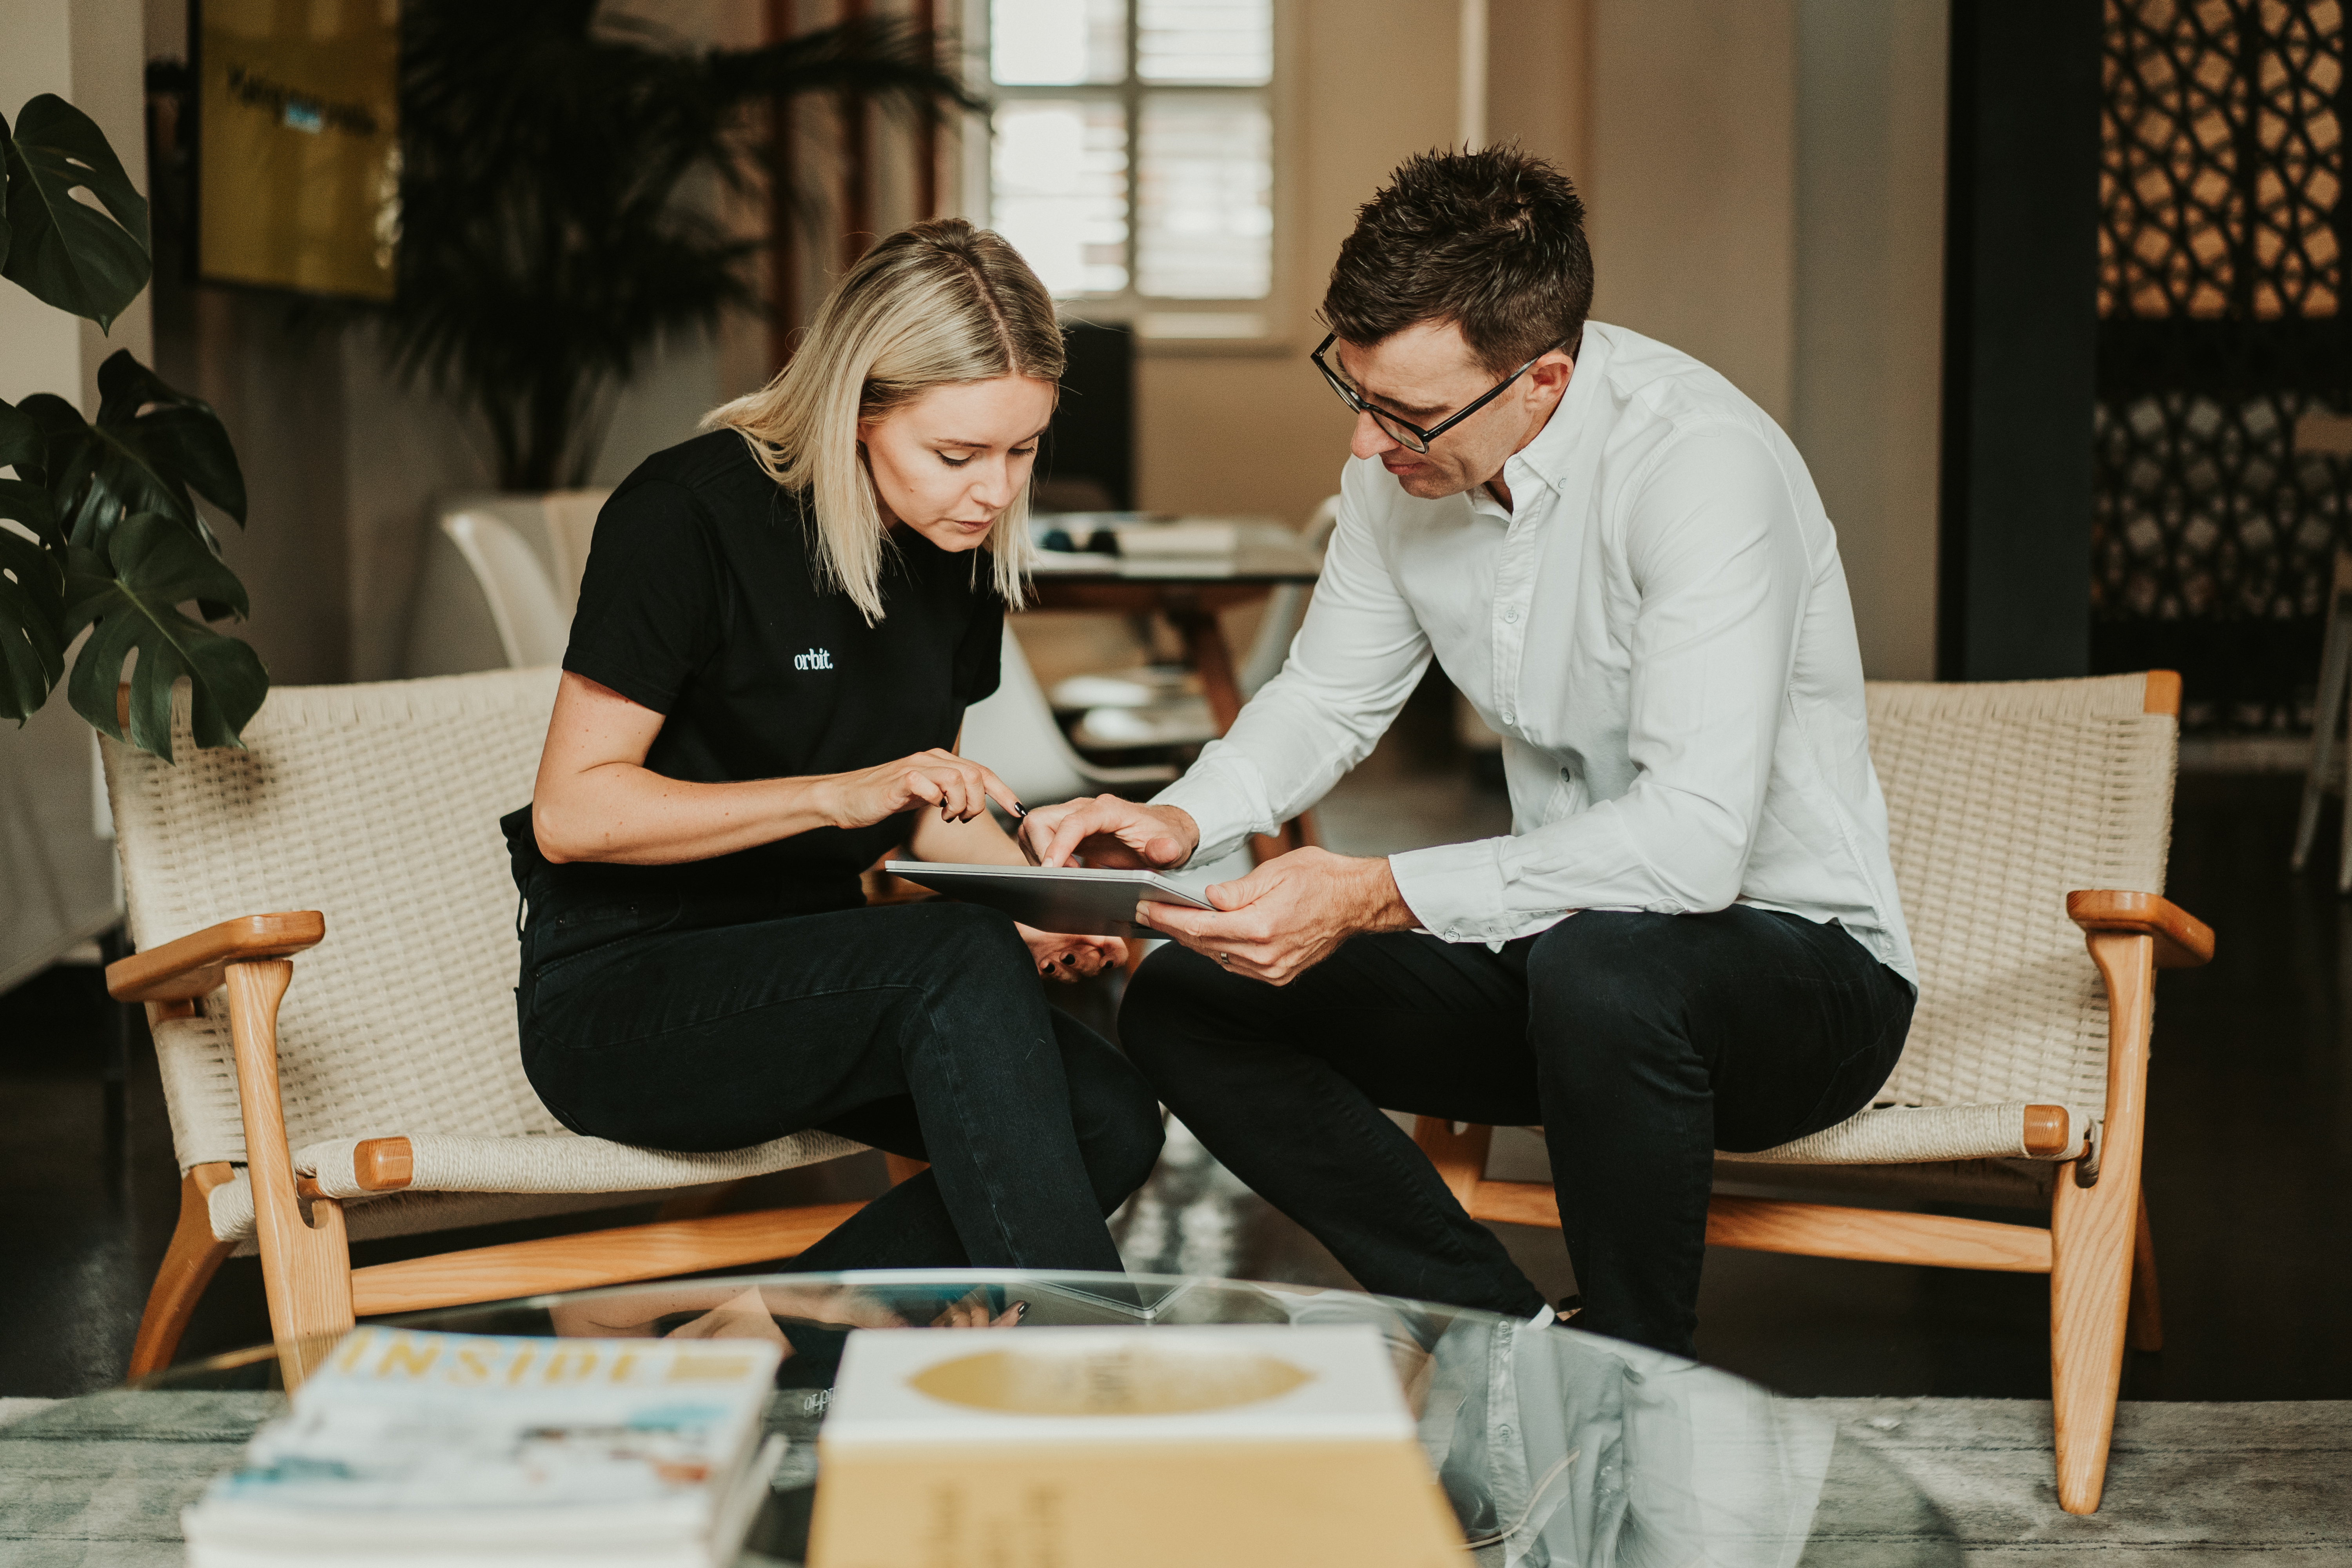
[1586,0,1800,425]
[1132,0,1945,679]
[0,0,154,412]
[1791,0,1947,681]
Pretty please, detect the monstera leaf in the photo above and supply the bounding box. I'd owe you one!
[0,521,65,724]
[0,92,264,757]
[64,511,266,760]
[24,351,247,554]
[0,95,152,331]
[0,398,65,721]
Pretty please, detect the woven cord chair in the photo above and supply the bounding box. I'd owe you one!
[102,668,884,1385]
[1410,671,2212,1515]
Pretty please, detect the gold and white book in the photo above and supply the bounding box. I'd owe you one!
[808,1323,1469,1567]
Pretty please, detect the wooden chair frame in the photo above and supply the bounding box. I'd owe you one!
[109,911,910,1386]
[1414,677,2212,1517]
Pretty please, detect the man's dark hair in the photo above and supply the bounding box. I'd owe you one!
[1321,146,1594,375]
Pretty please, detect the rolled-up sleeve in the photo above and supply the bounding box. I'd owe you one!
[1388,426,1809,941]
[1153,467,1433,865]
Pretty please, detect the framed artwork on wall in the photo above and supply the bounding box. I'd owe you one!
[193,0,400,299]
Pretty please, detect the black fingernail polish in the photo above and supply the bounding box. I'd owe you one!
[1011,801,1029,818]
[1014,1301,1029,1318]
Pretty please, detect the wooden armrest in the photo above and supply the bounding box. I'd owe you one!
[294,1137,414,1204]
[106,911,328,1002]
[2067,890,2213,969]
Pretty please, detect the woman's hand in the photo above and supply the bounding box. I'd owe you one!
[824,748,1024,831]
[929,1289,1028,1328]
[534,677,1025,867]
[1017,923,1128,982]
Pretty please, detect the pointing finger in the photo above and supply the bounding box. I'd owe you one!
[1042,808,1101,869]
[964,759,1025,822]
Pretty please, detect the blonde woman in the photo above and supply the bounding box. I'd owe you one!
[501,220,1161,1275]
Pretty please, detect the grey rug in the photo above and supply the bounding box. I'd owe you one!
[1,1394,2343,1564]
[1803,1398,2352,1565]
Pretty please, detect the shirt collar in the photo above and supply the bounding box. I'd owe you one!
[1462,324,1608,523]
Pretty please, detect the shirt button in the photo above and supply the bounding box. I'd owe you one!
[1502,608,1520,624]
[1559,767,1572,781]
[1500,711,1515,726]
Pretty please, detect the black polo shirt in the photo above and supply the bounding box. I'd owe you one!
[501,430,1004,947]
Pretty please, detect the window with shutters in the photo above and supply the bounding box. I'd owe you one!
[977,0,1280,341]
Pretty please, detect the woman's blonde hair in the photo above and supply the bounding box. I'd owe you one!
[706,219,1063,623]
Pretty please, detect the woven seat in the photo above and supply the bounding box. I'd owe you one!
[1411,670,2212,1516]
[104,668,869,1380]
[1714,673,2176,1172]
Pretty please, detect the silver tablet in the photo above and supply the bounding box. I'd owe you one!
[882,860,1214,935]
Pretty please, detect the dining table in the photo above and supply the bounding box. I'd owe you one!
[1027,515,1327,862]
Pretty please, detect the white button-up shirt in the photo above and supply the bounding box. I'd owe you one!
[1155,321,1917,984]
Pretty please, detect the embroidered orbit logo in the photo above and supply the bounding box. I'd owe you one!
[793,648,835,671]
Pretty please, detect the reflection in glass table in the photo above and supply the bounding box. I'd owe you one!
[123,1271,1956,1567]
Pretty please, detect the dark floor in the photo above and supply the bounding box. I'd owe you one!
[3,733,2345,1402]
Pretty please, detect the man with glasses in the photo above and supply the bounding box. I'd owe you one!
[1018,147,1916,1359]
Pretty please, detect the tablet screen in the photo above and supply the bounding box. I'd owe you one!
[883,862,1214,936]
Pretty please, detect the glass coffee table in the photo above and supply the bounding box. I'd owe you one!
[10,1271,1958,1566]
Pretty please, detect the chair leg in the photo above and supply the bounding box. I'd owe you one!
[1411,1117,1492,1210]
[2127,1185,2163,1353]
[127,1162,237,1379]
[224,960,356,1387]
[2049,1166,2137,1515]
[2047,930,2158,1515]
[2295,601,2350,872]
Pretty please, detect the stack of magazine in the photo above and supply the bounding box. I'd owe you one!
[182,1326,782,1567]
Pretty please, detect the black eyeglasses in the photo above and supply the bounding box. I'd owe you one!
[1310,332,1564,454]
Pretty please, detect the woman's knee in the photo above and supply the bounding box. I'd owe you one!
[907,897,1029,956]
[887,900,1035,1000]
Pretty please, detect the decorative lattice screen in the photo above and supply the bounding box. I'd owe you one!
[2094,0,2350,731]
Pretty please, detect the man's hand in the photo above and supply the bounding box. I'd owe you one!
[1018,794,1200,869]
[1138,847,1416,985]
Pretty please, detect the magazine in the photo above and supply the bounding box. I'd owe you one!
[183,1326,782,1567]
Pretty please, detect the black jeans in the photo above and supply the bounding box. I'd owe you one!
[1119,906,1914,1358]
[519,898,1163,1274]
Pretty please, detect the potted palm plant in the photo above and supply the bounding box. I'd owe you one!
[381,3,984,491]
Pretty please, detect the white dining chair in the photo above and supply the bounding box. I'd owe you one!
[439,511,572,670]
[1055,495,1341,751]
[961,624,1175,805]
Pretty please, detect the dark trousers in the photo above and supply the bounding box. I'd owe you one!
[1118,906,1915,1357]
[519,899,1164,1274]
